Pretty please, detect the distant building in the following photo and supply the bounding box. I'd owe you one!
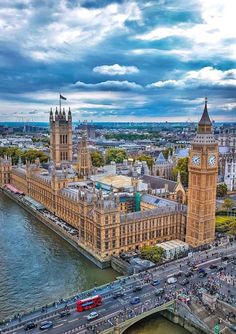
[152,152,173,178]
[218,127,236,151]
[158,239,189,260]
[142,174,187,204]
[224,158,236,191]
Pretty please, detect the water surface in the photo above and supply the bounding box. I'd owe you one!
[0,192,116,321]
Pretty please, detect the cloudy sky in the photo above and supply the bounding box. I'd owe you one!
[0,0,236,122]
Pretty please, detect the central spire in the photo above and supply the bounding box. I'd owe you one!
[198,97,212,134]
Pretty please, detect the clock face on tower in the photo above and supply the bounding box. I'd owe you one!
[191,154,201,166]
[208,154,216,167]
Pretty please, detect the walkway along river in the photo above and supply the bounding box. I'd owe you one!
[0,192,189,333]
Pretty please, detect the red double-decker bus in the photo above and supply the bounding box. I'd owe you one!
[76,295,102,312]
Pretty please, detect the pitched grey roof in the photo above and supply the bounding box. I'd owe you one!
[141,193,176,208]
[142,175,177,192]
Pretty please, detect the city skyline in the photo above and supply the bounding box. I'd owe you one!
[0,0,236,122]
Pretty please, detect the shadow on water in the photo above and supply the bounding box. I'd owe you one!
[0,193,117,321]
[124,314,190,334]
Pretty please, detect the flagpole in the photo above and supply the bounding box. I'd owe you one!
[59,93,61,112]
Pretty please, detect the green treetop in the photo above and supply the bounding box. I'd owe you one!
[91,151,104,167]
[105,148,128,164]
[173,157,189,186]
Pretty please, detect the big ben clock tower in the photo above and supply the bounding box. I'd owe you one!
[186,98,218,247]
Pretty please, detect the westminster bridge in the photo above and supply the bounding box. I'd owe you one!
[2,247,236,334]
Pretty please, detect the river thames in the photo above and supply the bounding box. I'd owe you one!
[0,192,188,333]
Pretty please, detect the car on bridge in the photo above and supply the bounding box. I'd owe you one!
[86,311,99,321]
[185,271,193,277]
[167,277,177,284]
[155,288,165,296]
[113,290,125,299]
[199,272,207,278]
[39,321,53,330]
[24,322,37,331]
[180,279,190,286]
[130,297,141,305]
[133,284,142,292]
[60,310,71,317]
[217,266,225,272]
[151,279,160,286]
[209,264,218,270]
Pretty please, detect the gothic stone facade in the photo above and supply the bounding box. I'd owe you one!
[0,101,219,264]
[0,164,186,262]
[186,99,218,247]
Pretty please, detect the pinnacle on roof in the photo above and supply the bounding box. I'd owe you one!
[156,152,166,162]
[198,97,212,126]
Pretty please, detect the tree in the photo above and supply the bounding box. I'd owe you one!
[229,220,236,235]
[223,198,235,215]
[105,148,128,164]
[140,245,164,263]
[0,147,48,164]
[136,154,154,169]
[0,147,22,164]
[91,151,104,167]
[217,183,228,197]
[22,149,48,163]
[173,157,189,186]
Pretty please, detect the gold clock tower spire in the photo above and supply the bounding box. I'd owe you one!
[186,98,218,247]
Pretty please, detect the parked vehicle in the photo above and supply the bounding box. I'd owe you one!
[24,322,37,331]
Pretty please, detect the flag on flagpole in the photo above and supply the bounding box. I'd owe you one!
[60,94,67,100]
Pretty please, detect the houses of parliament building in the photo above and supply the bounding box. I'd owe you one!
[0,101,218,267]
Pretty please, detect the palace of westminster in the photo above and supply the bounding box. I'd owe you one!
[0,100,219,266]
